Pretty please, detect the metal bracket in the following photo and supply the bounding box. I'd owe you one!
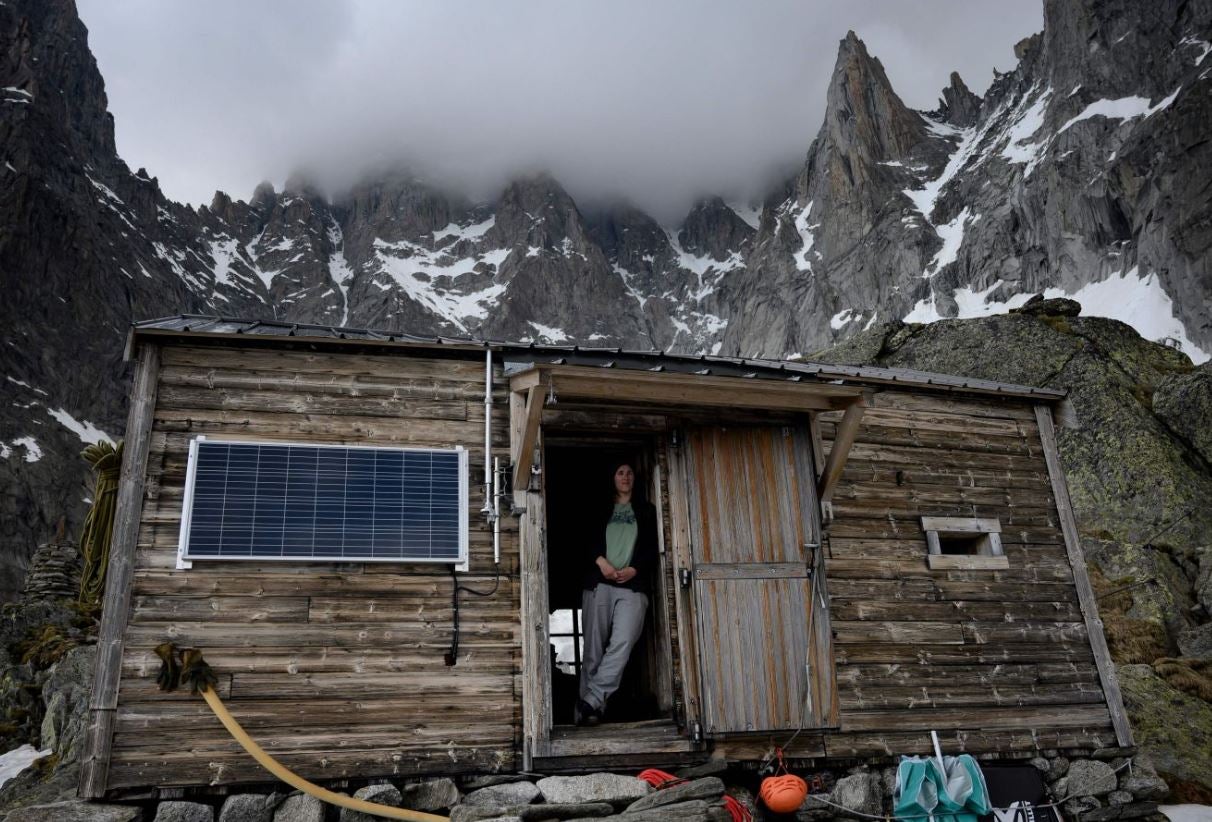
[679,567,692,589]
[691,721,703,744]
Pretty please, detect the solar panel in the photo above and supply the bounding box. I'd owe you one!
[178,438,468,564]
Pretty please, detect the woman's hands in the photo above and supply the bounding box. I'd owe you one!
[596,556,618,581]
[595,557,637,584]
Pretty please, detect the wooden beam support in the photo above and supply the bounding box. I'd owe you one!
[512,385,544,496]
[1034,404,1133,747]
[509,365,863,413]
[817,397,867,504]
[79,343,161,799]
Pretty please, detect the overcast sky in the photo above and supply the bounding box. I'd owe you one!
[77,1,1042,222]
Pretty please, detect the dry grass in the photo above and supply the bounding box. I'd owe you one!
[1152,657,1212,702]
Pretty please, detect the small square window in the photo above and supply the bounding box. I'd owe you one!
[921,517,1008,570]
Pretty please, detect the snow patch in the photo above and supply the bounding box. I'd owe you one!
[830,309,860,330]
[1058,91,1181,135]
[433,216,495,243]
[1000,89,1053,175]
[528,321,569,342]
[613,265,648,309]
[327,221,354,326]
[921,115,964,139]
[48,408,115,445]
[11,437,42,462]
[793,201,819,273]
[902,269,1208,364]
[726,201,762,230]
[6,376,48,396]
[1179,36,1212,65]
[0,745,50,789]
[923,207,973,277]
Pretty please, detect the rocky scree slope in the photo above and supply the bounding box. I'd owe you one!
[814,306,1212,798]
[1,0,1210,599]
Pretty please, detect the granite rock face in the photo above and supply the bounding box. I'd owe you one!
[2,0,1211,605]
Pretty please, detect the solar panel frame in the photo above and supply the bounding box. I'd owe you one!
[176,436,469,566]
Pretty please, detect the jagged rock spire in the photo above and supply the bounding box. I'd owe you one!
[825,31,928,165]
[938,72,982,127]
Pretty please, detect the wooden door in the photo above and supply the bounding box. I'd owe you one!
[682,425,837,734]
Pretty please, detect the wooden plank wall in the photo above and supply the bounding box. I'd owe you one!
[107,343,520,790]
[810,388,1116,758]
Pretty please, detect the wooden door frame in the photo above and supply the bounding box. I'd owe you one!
[517,419,686,766]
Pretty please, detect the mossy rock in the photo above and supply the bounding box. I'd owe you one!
[1117,663,1212,801]
[1153,361,1212,465]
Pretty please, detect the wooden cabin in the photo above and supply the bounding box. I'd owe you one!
[79,315,1132,799]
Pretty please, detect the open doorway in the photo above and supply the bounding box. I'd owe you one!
[544,439,673,728]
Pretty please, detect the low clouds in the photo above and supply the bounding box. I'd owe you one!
[78,0,1041,222]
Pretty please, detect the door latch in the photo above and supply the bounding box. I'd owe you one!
[679,568,692,589]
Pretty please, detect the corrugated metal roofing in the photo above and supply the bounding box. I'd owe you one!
[128,314,1067,400]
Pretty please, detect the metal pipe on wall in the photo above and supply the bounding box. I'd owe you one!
[482,348,493,520]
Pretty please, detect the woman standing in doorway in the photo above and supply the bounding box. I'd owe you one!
[576,460,658,726]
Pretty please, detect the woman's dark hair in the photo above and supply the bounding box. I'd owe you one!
[604,456,645,506]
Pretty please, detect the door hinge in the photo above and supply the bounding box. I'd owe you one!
[691,720,703,744]
[679,567,692,589]
[671,429,682,450]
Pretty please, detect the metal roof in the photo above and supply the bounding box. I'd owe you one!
[127,314,1066,401]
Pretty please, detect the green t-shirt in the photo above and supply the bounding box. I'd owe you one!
[604,502,638,571]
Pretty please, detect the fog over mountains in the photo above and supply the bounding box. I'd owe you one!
[1,0,1209,596]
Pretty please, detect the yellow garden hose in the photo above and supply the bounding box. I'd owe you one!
[198,685,448,821]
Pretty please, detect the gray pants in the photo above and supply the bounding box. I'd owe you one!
[579,585,648,712]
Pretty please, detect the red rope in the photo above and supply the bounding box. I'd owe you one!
[636,769,752,822]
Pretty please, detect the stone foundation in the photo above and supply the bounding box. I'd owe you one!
[4,748,1172,822]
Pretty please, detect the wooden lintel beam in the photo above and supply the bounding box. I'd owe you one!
[512,386,544,493]
[817,396,867,504]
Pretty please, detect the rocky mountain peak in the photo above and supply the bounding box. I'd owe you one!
[937,71,982,127]
[493,173,586,247]
[2,0,118,164]
[250,180,277,211]
[678,197,754,262]
[825,31,927,165]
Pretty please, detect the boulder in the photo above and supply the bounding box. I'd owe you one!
[1118,664,1212,798]
[339,784,401,822]
[1010,294,1082,317]
[462,780,541,807]
[1177,624,1212,660]
[624,777,724,812]
[37,644,95,764]
[536,774,650,807]
[220,794,281,822]
[272,794,324,822]
[616,798,724,820]
[1153,362,1212,466]
[1065,760,1118,798]
[830,772,882,817]
[518,803,613,820]
[154,802,214,822]
[1080,802,1160,821]
[4,800,142,821]
[400,778,460,811]
[1119,758,1169,801]
[1108,790,1134,806]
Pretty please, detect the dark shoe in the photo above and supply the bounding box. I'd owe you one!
[575,699,601,727]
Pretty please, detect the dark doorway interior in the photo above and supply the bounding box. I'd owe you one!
[545,440,669,727]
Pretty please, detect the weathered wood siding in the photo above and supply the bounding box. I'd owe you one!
[810,388,1116,757]
[107,343,519,790]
